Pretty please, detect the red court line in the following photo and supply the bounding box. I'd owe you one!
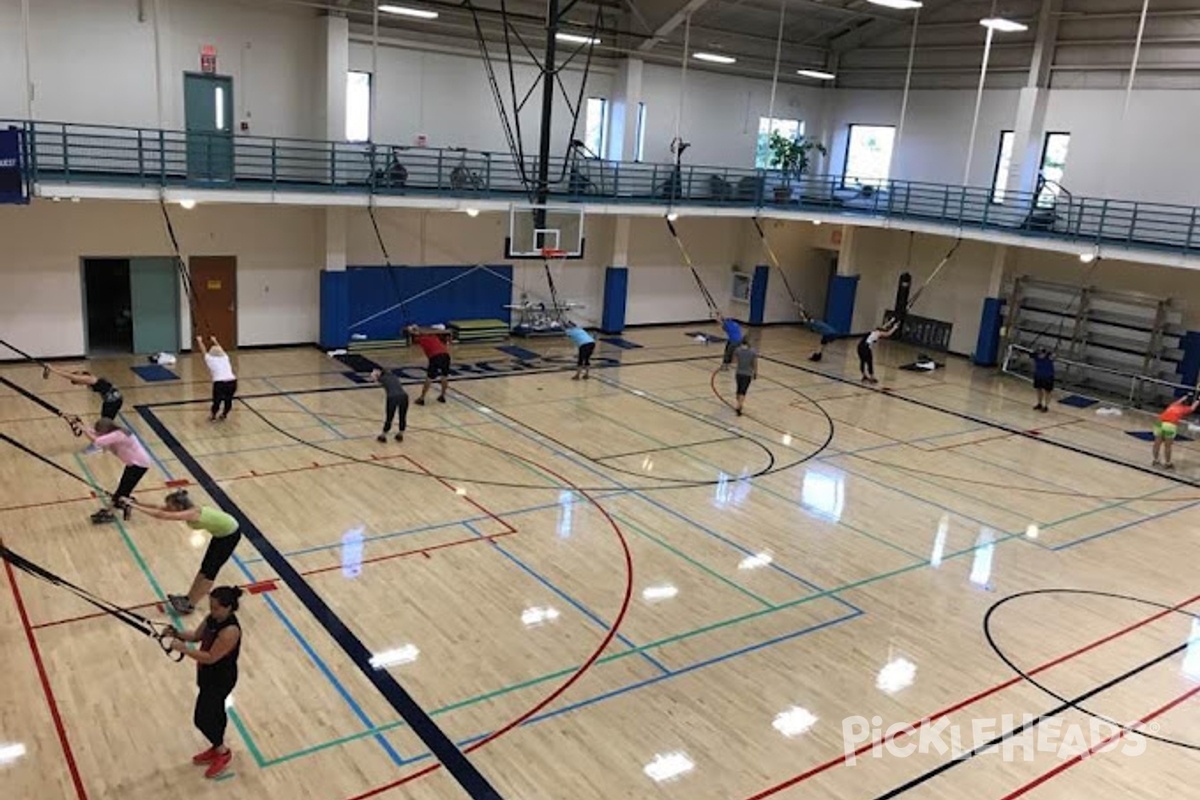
[30,532,516,630]
[743,591,1200,800]
[3,554,89,800]
[999,684,1200,800]
[401,455,518,535]
[0,479,189,513]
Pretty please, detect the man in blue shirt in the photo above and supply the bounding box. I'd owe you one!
[566,323,596,380]
[718,313,744,370]
[1032,347,1055,412]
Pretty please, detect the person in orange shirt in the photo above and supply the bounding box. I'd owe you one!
[1153,395,1200,469]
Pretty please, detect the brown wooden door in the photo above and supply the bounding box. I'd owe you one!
[188,256,237,346]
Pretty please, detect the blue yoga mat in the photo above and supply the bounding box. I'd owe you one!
[497,345,542,361]
[601,337,642,350]
[1058,394,1098,409]
[131,364,179,382]
[1127,430,1193,443]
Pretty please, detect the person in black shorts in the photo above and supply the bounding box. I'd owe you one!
[164,585,243,779]
[406,325,452,405]
[1031,347,1055,412]
[733,338,758,416]
[45,365,123,419]
[371,367,409,442]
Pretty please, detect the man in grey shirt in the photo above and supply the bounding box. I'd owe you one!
[370,368,409,443]
[734,339,758,417]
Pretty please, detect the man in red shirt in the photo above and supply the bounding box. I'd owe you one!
[406,324,452,405]
[1153,394,1200,469]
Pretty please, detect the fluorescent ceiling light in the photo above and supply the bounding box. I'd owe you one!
[772,707,819,737]
[1079,251,1095,263]
[557,32,600,45]
[379,4,439,20]
[693,52,736,65]
[797,69,836,80]
[867,0,923,8]
[980,17,1028,32]
[666,212,679,221]
[643,752,694,782]
[369,644,420,669]
[178,198,197,210]
[465,207,479,217]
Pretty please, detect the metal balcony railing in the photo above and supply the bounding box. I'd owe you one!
[7,119,1200,257]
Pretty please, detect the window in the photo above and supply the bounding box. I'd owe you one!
[584,97,608,157]
[1037,132,1071,207]
[634,102,647,162]
[991,130,1014,204]
[346,71,372,142]
[843,124,895,188]
[756,117,803,169]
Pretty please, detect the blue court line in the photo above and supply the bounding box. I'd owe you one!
[1051,497,1200,551]
[230,553,406,766]
[137,405,503,800]
[264,377,347,440]
[463,521,671,675]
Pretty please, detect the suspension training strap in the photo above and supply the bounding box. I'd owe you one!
[752,217,811,322]
[0,376,83,436]
[159,199,214,339]
[1027,257,1103,352]
[0,432,98,489]
[666,217,720,316]
[906,237,963,313]
[0,543,183,661]
[368,204,411,329]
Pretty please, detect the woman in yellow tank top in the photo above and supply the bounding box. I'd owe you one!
[123,490,242,615]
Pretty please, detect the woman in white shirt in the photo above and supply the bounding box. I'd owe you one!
[196,335,237,421]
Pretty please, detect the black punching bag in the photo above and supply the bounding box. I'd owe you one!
[893,272,912,327]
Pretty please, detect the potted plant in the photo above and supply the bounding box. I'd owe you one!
[767,130,827,203]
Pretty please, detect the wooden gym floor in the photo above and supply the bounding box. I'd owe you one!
[4,326,1200,800]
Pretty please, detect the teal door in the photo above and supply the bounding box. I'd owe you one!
[184,73,234,181]
[130,258,180,355]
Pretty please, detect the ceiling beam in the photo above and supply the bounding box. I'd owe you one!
[637,0,714,52]
[827,0,961,53]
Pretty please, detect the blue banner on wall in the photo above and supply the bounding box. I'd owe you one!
[0,127,28,205]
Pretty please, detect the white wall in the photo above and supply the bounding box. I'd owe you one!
[0,200,321,357]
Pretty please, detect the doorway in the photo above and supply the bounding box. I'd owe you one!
[188,256,238,346]
[82,258,180,356]
[184,73,234,181]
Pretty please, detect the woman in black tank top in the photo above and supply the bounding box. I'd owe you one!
[165,585,243,779]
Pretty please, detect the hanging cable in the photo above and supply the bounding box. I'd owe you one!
[159,198,214,339]
[764,0,786,136]
[0,375,83,436]
[905,237,963,313]
[1,337,53,379]
[665,217,720,316]
[0,542,183,660]
[0,432,96,485]
[889,8,920,179]
[367,204,410,331]
[751,217,811,322]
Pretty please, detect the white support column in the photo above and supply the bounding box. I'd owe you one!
[611,216,632,266]
[607,58,644,162]
[836,225,859,276]
[323,207,347,272]
[320,14,350,142]
[986,244,1011,297]
[1006,0,1061,197]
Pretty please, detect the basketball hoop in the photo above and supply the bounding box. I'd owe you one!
[541,248,568,261]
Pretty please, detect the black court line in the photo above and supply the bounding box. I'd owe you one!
[873,638,1189,799]
[763,354,1200,488]
[143,353,719,408]
[592,436,743,462]
[137,405,503,800]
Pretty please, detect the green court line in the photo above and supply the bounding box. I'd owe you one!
[611,512,775,608]
[73,454,270,769]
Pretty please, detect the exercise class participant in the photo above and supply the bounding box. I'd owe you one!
[1032,347,1056,412]
[566,322,595,380]
[45,365,123,419]
[164,585,243,779]
[195,335,237,422]
[1152,394,1200,470]
[124,490,241,615]
[406,325,451,405]
[858,318,899,384]
[370,367,408,442]
[83,418,151,524]
[807,320,841,362]
[717,313,744,370]
[734,338,758,417]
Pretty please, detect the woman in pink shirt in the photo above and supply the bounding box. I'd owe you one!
[83,418,152,524]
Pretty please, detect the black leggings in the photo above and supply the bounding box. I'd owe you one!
[384,394,409,433]
[194,682,236,747]
[577,342,595,367]
[113,465,148,503]
[858,342,875,376]
[211,380,237,418]
[100,390,123,420]
[200,531,241,581]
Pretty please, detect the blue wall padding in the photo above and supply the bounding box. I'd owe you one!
[1179,331,1200,394]
[345,264,513,340]
[601,267,629,334]
[826,274,859,334]
[749,265,769,325]
[319,269,350,349]
[974,297,1005,366]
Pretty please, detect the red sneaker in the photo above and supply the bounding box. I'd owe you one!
[192,747,219,765]
[204,750,232,778]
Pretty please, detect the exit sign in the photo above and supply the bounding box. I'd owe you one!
[200,45,217,74]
